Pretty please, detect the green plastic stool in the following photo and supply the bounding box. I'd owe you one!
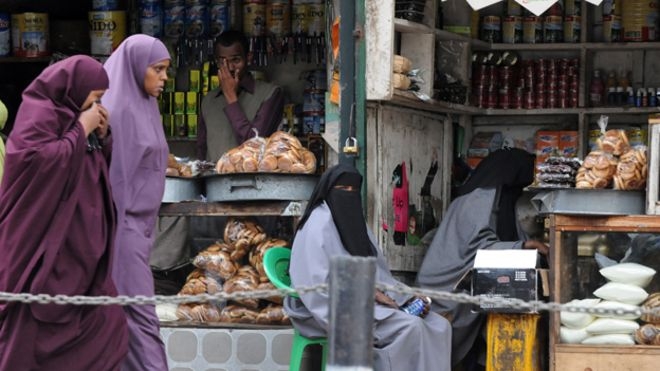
[263,247,327,371]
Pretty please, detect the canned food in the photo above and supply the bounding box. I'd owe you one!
[481,15,502,43]
[544,15,563,43]
[400,296,431,317]
[502,16,522,44]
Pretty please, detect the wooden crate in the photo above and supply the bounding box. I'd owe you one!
[548,215,660,371]
[554,344,660,371]
[647,115,660,214]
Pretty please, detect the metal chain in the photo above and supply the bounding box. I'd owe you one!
[2,284,659,318]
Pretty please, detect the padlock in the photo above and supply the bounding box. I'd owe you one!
[343,137,359,155]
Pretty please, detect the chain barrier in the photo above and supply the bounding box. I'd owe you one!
[2,284,659,318]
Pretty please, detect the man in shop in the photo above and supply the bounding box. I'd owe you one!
[152,30,284,285]
[416,147,549,370]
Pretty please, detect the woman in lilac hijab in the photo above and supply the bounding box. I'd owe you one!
[102,34,171,371]
[0,55,128,370]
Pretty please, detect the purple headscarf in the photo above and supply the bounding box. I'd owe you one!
[103,34,171,221]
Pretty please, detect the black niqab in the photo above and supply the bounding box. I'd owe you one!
[297,164,376,257]
[456,148,535,241]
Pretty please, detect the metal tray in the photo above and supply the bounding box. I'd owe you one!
[162,176,204,203]
[204,173,319,202]
[530,188,645,216]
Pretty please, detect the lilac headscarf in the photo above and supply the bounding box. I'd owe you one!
[102,34,170,221]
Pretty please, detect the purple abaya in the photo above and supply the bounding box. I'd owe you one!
[0,55,128,370]
[102,34,170,371]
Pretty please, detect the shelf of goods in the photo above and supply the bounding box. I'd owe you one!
[547,214,660,371]
[366,0,660,164]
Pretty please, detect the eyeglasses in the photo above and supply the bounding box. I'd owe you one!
[215,56,243,66]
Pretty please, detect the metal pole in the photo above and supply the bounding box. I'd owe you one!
[339,0,356,167]
[327,255,375,371]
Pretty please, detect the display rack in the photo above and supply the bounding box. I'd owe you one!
[547,214,660,371]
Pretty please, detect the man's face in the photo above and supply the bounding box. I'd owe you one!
[215,42,246,81]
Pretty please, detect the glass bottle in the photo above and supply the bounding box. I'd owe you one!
[589,70,605,107]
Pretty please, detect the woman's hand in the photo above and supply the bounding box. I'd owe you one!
[375,290,399,309]
[94,103,110,139]
[523,239,549,256]
[78,102,102,137]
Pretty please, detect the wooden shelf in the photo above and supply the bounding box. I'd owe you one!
[0,56,51,63]
[394,18,433,34]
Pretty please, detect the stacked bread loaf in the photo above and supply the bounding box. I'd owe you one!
[216,131,316,174]
[576,129,647,190]
[176,217,291,325]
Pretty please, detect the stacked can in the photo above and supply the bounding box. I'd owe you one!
[209,0,230,39]
[244,0,266,36]
[266,0,291,37]
[302,69,326,134]
[472,53,497,108]
[0,13,9,57]
[163,0,185,39]
[185,0,209,39]
[139,0,162,38]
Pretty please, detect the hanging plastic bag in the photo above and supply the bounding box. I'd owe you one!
[392,162,409,245]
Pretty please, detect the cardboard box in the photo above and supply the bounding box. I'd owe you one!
[459,249,549,313]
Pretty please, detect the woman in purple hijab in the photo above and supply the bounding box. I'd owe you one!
[102,34,171,370]
[0,55,129,369]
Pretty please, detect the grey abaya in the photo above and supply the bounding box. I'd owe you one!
[284,202,452,371]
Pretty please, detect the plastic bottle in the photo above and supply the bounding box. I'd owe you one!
[589,70,605,107]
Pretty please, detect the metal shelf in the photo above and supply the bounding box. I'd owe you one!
[159,200,307,217]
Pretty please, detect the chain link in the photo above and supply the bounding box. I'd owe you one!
[2,284,659,318]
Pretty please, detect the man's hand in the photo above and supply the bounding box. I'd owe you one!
[218,59,239,104]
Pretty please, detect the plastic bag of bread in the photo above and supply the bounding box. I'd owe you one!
[178,269,223,295]
[256,304,290,325]
[192,243,239,280]
[219,304,260,323]
[249,238,289,282]
[393,55,412,74]
[259,131,317,174]
[176,303,222,322]
[215,131,266,173]
[223,266,260,309]
[166,153,194,177]
[223,217,267,261]
[576,150,617,189]
[598,129,630,156]
[392,73,411,90]
[613,146,647,190]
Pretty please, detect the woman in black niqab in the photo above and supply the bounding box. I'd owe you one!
[297,164,376,257]
[457,147,535,242]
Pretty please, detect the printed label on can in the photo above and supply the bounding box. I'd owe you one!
[266,2,291,37]
[185,4,208,38]
[306,3,324,35]
[89,11,126,56]
[243,3,266,36]
[140,0,162,37]
[163,5,185,39]
[209,3,229,38]
[92,0,119,11]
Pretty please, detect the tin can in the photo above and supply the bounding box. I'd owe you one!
[602,15,622,42]
[89,11,126,56]
[139,0,162,38]
[291,2,308,34]
[0,13,9,57]
[209,0,229,38]
[400,296,431,317]
[243,0,266,36]
[185,3,208,38]
[544,15,563,43]
[523,16,543,44]
[266,0,290,37]
[502,16,522,44]
[12,13,50,58]
[306,2,325,35]
[163,2,185,39]
[564,16,580,43]
[481,15,501,43]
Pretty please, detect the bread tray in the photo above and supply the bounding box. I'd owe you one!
[204,172,319,202]
[162,176,204,203]
[529,188,644,216]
